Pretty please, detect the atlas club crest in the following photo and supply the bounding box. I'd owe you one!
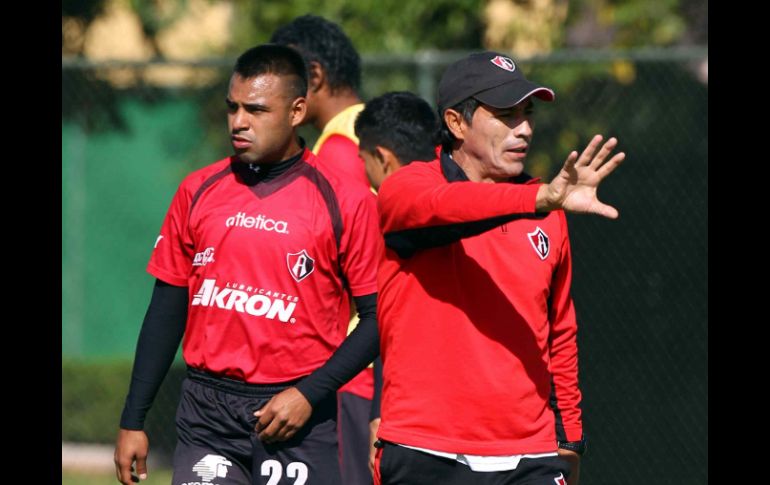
[527,226,550,260]
[287,249,315,282]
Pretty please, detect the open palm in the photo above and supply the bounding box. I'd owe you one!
[546,135,626,219]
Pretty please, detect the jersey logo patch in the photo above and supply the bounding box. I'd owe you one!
[527,226,550,260]
[287,250,315,282]
[192,247,216,267]
[490,55,516,72]
[192,454,232,482]
[554,473,566,485]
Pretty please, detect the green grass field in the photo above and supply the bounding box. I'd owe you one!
[62,469,172,485]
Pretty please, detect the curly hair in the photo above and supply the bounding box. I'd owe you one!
[270,14,361,95]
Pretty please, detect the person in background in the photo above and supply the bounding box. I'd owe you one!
[271,14,369,187]
[354,91,441,191]
[353,90,441,473]
[272,16,378,485]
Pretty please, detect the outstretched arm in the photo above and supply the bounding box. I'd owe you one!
[114,280,187,485]
[380,135,624,257]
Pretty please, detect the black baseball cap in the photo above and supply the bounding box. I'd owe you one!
[437,51,555,114]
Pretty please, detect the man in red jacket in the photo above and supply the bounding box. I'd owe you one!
[373,52,626,485]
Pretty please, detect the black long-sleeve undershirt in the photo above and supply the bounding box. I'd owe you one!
[119,280,187,430]
[295,293,379,407]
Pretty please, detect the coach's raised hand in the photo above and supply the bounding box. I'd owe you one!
[536,134,626,218]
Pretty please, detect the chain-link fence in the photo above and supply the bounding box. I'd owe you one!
[62,48,707,484]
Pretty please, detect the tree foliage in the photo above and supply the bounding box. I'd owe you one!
[563,0,705,48]
[230,0,485,53]
[63,0,706,58]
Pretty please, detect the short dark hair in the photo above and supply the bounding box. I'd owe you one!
[439,97,481,152]
[355,91,440,165]
[233,44,307,99]
[270,15,361,95]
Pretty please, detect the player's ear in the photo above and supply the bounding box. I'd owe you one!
[376,146,401,176]
[307,61,325,93]
[444,108,466,142]
[373,146,387,165]
[289,96,307,127]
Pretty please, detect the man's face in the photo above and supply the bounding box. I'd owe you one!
[460,98,534,181]
[227,73,305,164]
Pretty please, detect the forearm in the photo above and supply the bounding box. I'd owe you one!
[296,293,379,407]
[120,280,187,430]
[384,211,544,257]
[549,301,583,441]
[379,173,543,256]
[535,183,559,212]
[379,175,540,234]
[549,356,582,442]
[549,216,583,440]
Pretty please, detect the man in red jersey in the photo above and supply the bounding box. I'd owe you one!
[113,44,380,485]
[373,52,626,485]
[352,90,441,474]
[271,16,378,485]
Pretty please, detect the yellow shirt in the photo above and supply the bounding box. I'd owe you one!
[312,103,365,154]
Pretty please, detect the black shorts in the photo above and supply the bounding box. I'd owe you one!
[171,368,341,485]
[375,441,571,485]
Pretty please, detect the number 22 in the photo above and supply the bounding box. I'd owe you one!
[260,460,308,485]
